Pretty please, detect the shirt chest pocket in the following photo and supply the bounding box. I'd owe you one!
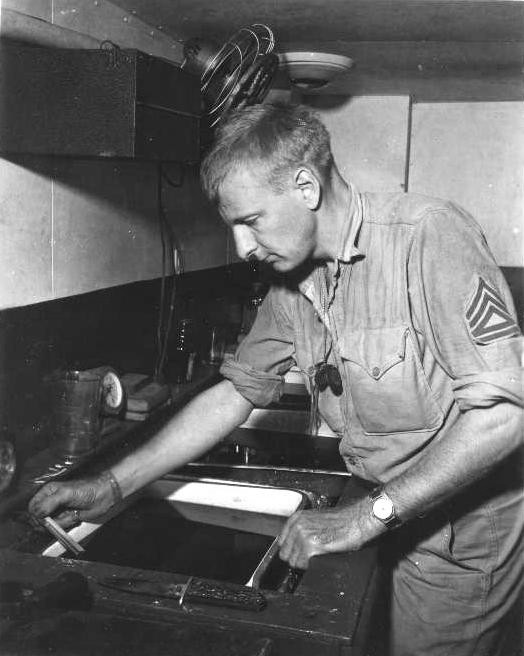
[340,326,443,434]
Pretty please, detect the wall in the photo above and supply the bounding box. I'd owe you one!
[307,95,410,193]
[160,165,228,273]
[0,0,227,311]
[0,157,165,307]
[409,101,523,266]
[302,91,523,267]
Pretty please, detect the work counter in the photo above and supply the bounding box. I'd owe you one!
[0,367,384,656]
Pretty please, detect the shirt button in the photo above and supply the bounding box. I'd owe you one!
[372,366,380,378]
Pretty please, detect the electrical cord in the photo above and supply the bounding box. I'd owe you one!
[154,163,184,380]
[155,163,168,379]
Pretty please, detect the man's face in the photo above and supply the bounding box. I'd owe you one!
[218,166,318,273]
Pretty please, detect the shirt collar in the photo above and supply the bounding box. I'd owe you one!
[298,183,364,304]
[337,182,364,264]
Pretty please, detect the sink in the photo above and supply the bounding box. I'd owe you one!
[42,476,307,590]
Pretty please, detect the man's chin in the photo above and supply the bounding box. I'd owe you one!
[267,259,312,279]
[268,258,293,272]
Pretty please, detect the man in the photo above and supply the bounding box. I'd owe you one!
[30,104,523,655]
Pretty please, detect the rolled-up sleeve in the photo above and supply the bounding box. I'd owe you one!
[409,203,523,411]
[220,285,296,406]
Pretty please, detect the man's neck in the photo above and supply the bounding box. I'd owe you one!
[314,168,352,262]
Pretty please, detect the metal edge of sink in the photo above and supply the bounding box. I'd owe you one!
[41,474,309,588]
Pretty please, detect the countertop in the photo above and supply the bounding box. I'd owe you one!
[0,475,381,656]
[0,364,383,656]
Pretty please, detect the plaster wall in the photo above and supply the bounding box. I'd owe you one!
[409,101,523,266]
[307,94,523,267]
[0,0,195,310]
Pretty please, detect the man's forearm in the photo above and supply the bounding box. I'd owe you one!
[111,380,253,497]
[278,402,522,569]
[384,401,523,524]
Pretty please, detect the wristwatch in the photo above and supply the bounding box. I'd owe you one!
[369,488,401,529]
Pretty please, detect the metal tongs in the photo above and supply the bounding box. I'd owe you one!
[42,516,85,557]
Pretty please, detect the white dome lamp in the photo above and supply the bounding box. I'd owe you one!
[278,51,354,91]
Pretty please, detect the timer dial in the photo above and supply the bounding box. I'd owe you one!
[101,370,124,412]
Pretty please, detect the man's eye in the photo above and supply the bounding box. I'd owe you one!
[244,217,258,226]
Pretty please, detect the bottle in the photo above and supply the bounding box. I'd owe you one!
[170,319,194,384]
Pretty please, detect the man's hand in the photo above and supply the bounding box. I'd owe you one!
[28,471,119,529]
[277,499,386,570]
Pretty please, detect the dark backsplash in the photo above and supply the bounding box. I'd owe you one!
[0,262,261,465]
[0,264,522,467]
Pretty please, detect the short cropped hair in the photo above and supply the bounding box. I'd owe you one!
[200,103,334,203]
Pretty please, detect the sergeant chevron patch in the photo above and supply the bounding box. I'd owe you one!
[466,277,520,344]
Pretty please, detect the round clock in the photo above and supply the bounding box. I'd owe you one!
[87,367,125,416]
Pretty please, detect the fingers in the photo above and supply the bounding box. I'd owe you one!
[277,511,302,548]
[283,540,310,570]
[53,508,83,529]
[278,508,349,569]
[29,476,113,532]
[279,511,317,569]
[28,481,83,522]
[277,514,298,562]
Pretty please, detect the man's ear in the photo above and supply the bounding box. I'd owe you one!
[294,168,321,210]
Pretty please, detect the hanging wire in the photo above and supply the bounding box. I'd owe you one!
[154,164,184,380]
[155,163,168,379]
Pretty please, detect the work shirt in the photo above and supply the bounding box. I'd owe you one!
[221,187,523,483]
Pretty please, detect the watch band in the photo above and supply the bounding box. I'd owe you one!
[369,488,402,529]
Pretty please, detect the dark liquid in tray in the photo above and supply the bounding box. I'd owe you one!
[79,498,277,586]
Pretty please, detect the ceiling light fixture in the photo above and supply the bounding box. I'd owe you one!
[278,51,354,91]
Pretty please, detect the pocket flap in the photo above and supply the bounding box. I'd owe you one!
[340,326,407,380]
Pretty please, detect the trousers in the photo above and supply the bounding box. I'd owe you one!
[379,461,523,656]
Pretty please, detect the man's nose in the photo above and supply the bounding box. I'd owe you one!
[233,225,258,261]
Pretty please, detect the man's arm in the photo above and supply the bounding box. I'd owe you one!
[113,379,253,496]
[29,380,253,525]
[278,401,522,569]
[385,401,522,519]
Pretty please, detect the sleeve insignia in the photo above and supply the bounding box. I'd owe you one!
[466,277,521,344]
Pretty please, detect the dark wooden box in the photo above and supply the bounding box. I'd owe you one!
[0,45,201,161]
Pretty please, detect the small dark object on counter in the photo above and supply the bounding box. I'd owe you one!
[122,373,171,420]
[0,572,93,617]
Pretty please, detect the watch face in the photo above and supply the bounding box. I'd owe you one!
[373,496,394,521]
